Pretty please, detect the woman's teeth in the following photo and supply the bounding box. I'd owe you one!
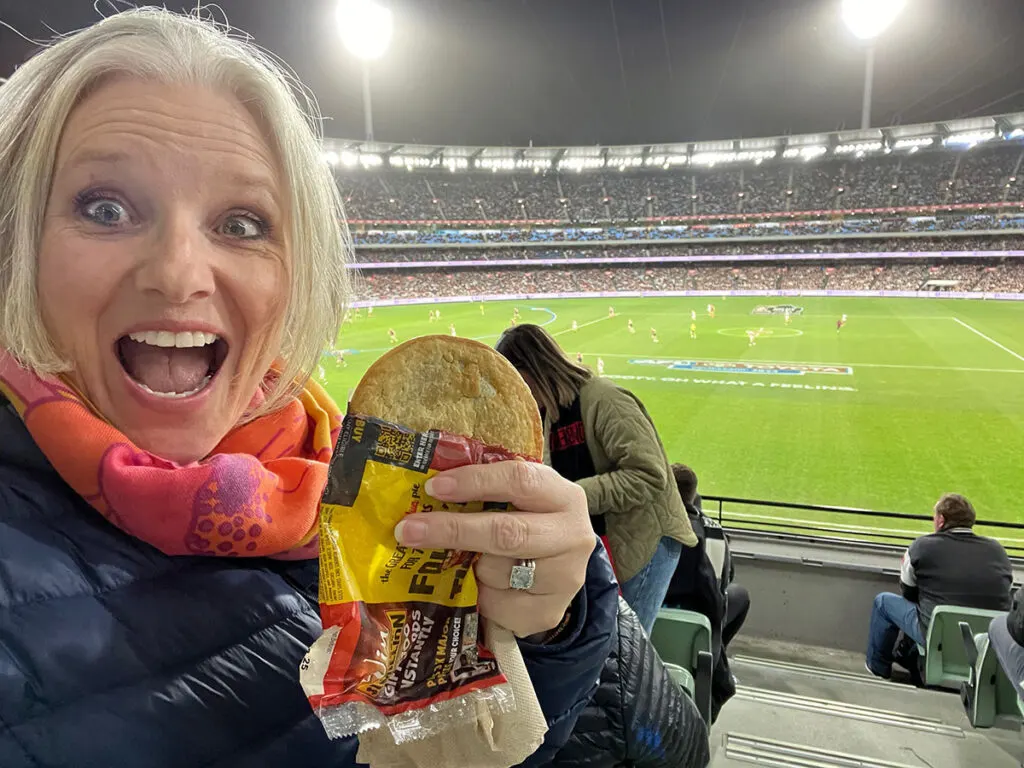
[119,329,225,396]
[127,330,220,348]
[135,376,213,399]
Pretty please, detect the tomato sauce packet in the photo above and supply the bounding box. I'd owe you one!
[300,414,532,744]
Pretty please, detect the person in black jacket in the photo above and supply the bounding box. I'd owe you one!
[664,464,750,722]
[987,588,1024,701]
[866,493,1012,679]
[555,598,711,767]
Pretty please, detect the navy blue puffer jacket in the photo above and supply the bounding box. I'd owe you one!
[555,599,710,767]
[0,401,618,768]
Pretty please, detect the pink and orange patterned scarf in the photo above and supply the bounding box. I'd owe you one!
[0,350,341,560]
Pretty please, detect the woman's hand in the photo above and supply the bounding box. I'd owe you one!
[394,461,594,639]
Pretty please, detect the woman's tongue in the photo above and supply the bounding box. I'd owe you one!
[120,340,212,394]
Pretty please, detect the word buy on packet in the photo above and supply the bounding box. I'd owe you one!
[300,413,533,744]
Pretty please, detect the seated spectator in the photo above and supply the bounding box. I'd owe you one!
[664,464,750,721]
[866,493,1013,679]
[987,588,1024,701]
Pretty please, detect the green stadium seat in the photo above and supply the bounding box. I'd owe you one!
[920,605,1006,690]
[651,608,714,722]
[960,626,1023,729]
[664,663,695,699]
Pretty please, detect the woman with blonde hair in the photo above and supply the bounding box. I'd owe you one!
[495,324,697,635]
[0,9,647,766]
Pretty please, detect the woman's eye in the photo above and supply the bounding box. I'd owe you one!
[220,214,266,239]
[80,198,128,226]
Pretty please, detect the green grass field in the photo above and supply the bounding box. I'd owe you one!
[320,296,1024,536]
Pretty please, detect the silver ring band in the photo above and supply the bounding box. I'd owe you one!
[509,558,537,591]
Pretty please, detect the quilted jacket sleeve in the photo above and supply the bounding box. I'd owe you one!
[576,384,670,518]
[555,599,710,767]
[517,541,620,766]
[1007,587,1024,647]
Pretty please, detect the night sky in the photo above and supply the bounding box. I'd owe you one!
[2,1,1024,147]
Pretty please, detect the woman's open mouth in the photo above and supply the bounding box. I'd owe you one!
[116,330,229,399]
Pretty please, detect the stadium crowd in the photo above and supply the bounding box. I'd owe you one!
[353,236,1024,264]
[351,215,1024,247]
[354,261,1024,300]
[339,143,1024,223]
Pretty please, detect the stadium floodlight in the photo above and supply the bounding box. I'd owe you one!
[943,130,998,149]
[841,0,906,40]
[782,146,827,161]
[337,0,394,142]
[338,0,393,60]
[842,0,906,130]
[835,141,883,155]
[892,137,935,151]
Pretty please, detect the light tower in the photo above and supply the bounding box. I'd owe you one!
[842,0,907,130]
[337,0,394,142]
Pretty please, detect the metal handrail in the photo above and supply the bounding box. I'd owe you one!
[703,494,1024,531]
[703,495,1024,558]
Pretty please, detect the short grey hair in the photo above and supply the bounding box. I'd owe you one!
[0,7,350,417]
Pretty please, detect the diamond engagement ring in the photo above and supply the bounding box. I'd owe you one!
[509,559,537,591]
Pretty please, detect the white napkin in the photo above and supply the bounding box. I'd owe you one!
[356,622,547,768]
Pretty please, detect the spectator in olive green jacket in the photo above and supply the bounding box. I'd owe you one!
[497,324,697,634]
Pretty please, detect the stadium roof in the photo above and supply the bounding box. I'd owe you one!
[325,112,1024,173]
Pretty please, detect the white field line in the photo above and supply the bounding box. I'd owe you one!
[580,352,1024,375]
[722,510,1024,545]
[468,306,558,344]
[552,314,614,337]
[953,317,1024,364]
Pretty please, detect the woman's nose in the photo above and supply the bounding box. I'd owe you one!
[133,214,216,304]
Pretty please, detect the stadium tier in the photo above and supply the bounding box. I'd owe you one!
[332,125,1024,226]
[352,261,1024,301]
[351,237,1024,262]
[336,119,1024,317]
[350,215,1024,247]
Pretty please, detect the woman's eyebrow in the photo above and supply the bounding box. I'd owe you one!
[220,170,281,206]
[60,149,280,205]
[62,149,132,170]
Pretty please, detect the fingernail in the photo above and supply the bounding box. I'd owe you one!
[395,518,428,546]
[425,475,456,497]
